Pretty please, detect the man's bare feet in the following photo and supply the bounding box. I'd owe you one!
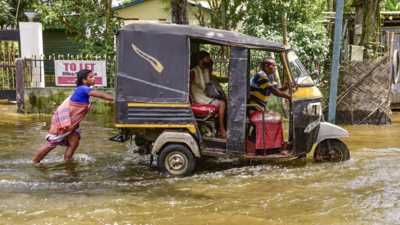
[219,128,227,138]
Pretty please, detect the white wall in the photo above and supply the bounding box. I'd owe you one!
[19,22,45,87]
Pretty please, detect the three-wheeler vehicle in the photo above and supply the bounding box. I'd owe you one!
[110,23,350,175]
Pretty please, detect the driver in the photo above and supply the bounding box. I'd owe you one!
[249,57,292,155]
[249,57,291,112]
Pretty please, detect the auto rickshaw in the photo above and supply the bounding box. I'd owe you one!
[110,23,350,175]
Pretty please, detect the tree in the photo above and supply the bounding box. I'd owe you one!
[360,0,380,58]
[190,0,244,30]
[0,0,14,29]
[0,0,37,28]
[35,0,123,58]
[170,0,189,24]
[239,0,331,61]
[191,0,220,28]
[221,0,226,29]
[191,0,209,27]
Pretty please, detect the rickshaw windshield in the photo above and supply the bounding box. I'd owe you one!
[287,51,314,86]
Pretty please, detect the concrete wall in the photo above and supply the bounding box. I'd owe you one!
[24,87,115,114]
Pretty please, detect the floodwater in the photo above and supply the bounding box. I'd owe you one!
[1,105,400,224]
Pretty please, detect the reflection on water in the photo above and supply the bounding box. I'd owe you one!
[1,105,400,224]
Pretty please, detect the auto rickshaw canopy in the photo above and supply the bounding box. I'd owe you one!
[118,23,286,51]
[114,22,286,109]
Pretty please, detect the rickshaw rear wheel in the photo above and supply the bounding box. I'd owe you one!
[314,139,350,162]
[157,144,196,176]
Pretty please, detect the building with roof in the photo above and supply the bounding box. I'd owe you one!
[114,0,212,26]
[40,0,214,60]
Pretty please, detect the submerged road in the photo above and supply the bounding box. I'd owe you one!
[0,105,399,224]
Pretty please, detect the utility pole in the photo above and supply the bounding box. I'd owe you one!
[328,0,344,124]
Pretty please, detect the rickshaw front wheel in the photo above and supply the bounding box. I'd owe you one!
[157,144,196,176]
[314,139,350,162]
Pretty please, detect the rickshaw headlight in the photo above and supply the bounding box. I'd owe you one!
[307,103,322,117]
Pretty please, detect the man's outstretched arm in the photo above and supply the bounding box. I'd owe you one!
[270,88,291,101]
[276,82,295,92]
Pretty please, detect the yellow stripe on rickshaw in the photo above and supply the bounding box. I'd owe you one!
[115,124,197,133]
[128,103,190,108]
[293,86,323,100]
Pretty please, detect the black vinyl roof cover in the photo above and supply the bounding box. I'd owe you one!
[118,22,286,51]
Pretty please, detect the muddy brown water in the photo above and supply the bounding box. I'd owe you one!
[1,105,400,224]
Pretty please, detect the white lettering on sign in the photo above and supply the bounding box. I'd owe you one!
[54,60,107,86]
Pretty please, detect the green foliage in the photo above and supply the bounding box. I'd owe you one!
[210,0,245,30]
[200,44,224,60]
[0,0,14,28]
[383,0,400,11]
[239,0,330,61]
[159,0,171,14]
[343,0,355,13]
[35,0,123,58]
[242,0,325,27]
[191,0,334,62]
[31,0,124,88]
[184,0,245,30]
[0,0,38,28]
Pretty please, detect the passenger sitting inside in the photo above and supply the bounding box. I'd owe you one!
[190,51,227,138]
[249,57,292,154]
